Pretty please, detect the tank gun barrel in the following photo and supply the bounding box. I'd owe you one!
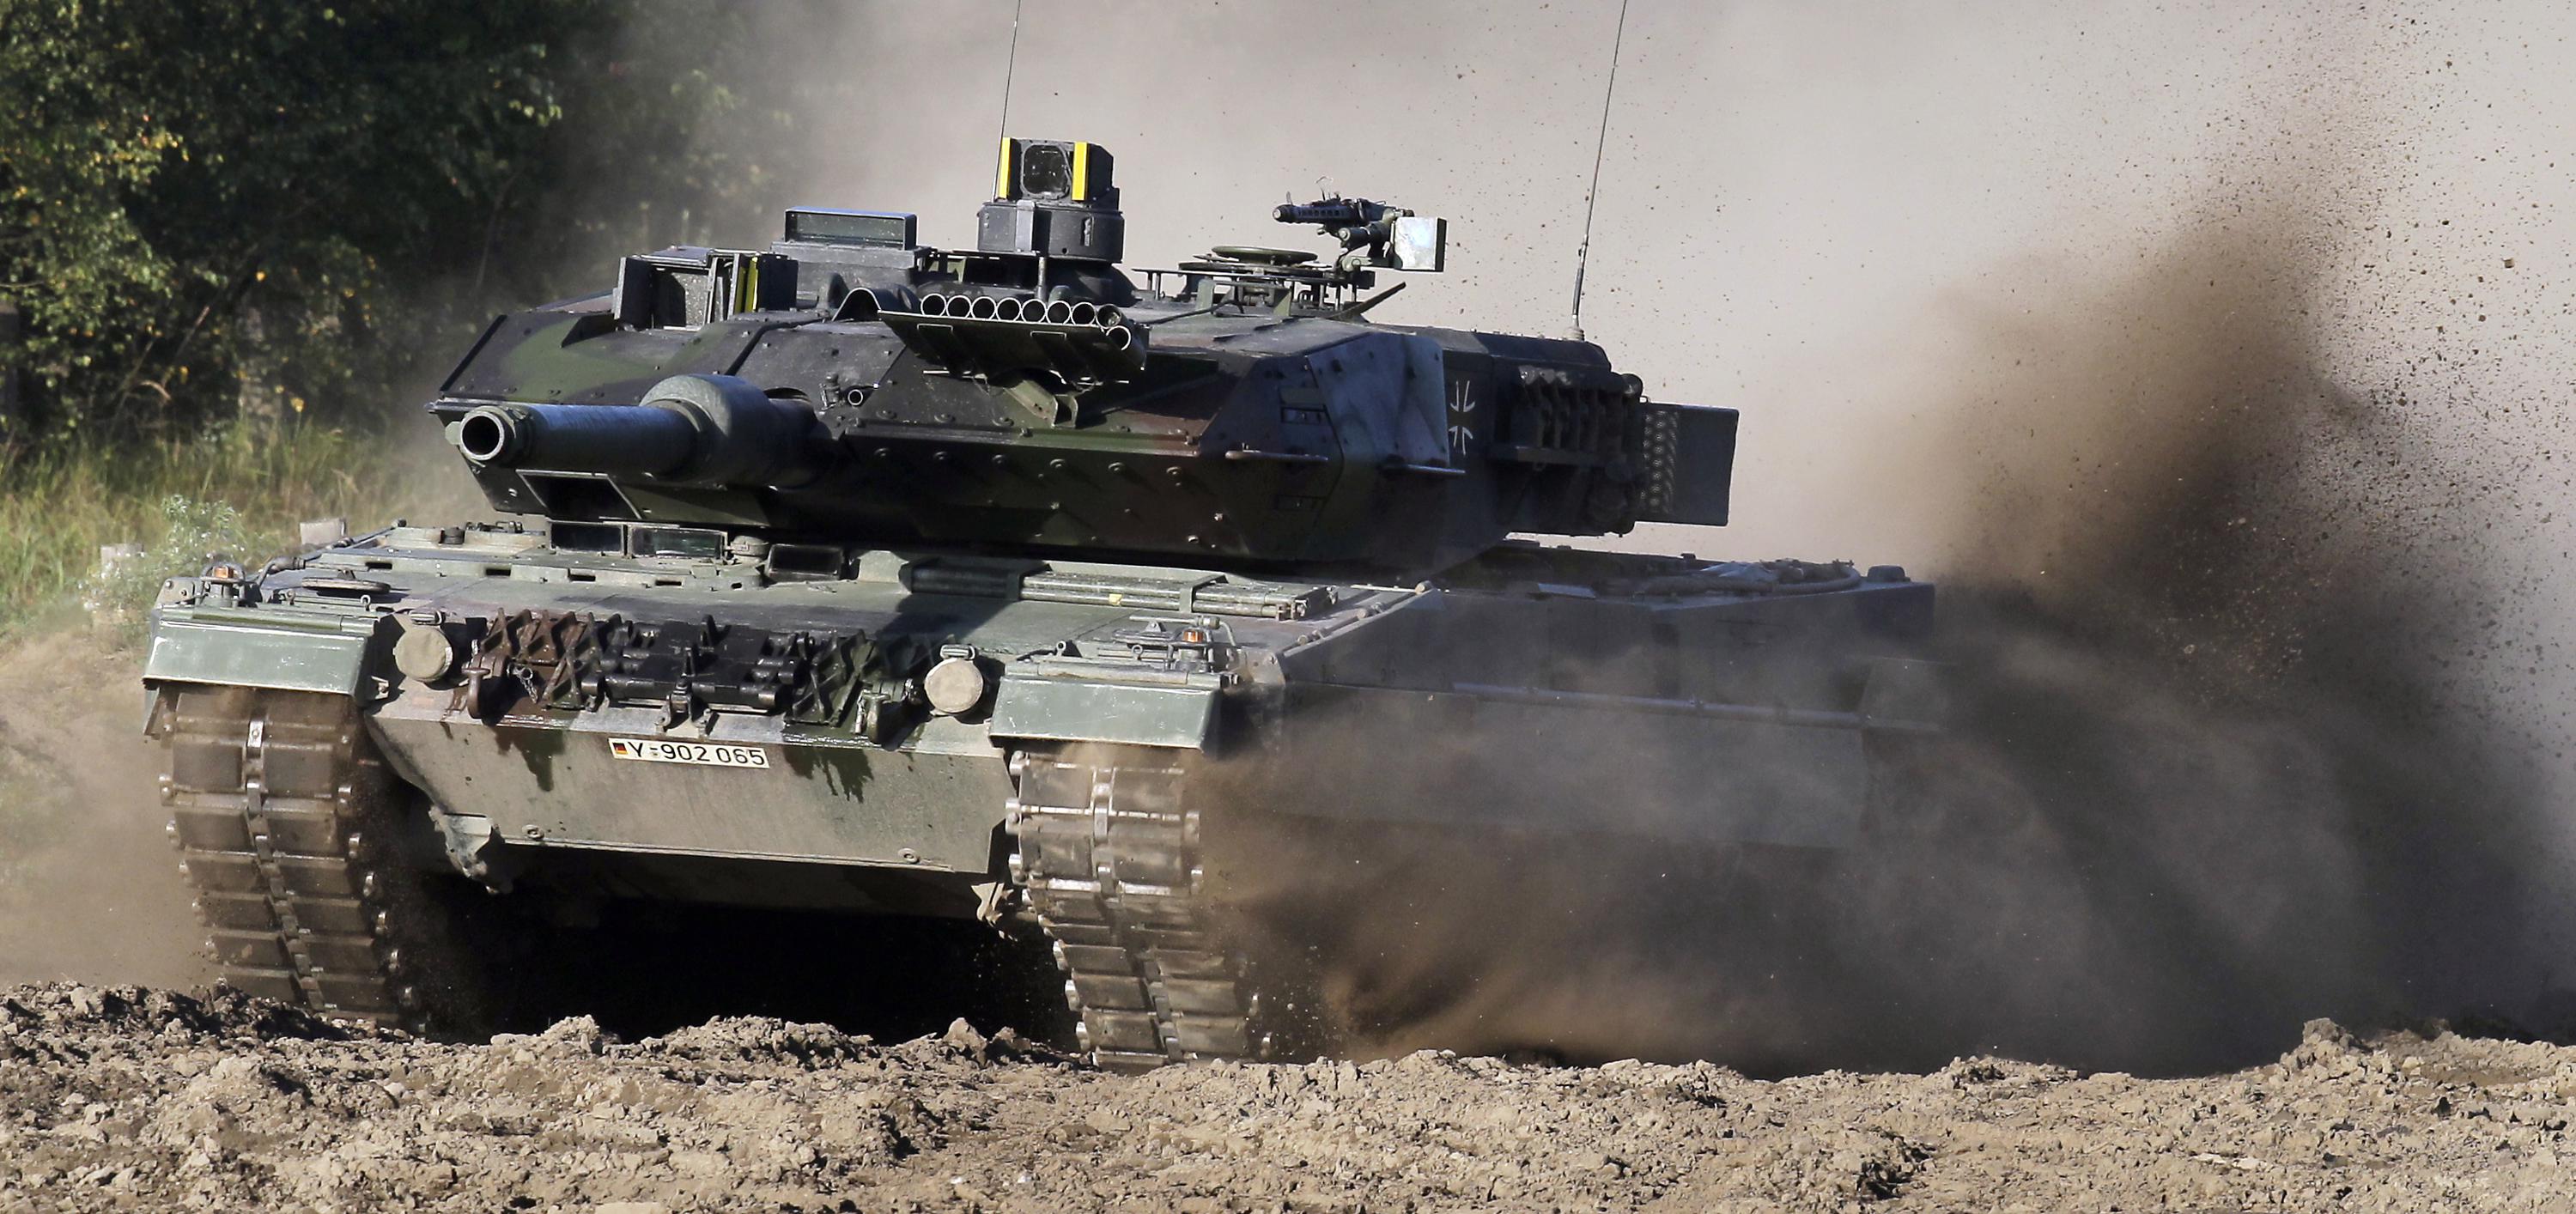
[450,374,827,489]
[456,403,696,476]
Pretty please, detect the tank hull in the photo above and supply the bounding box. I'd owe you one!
[149,525,1931,865]
[142,522,1932,1062]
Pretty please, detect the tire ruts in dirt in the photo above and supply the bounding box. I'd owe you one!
[1006,748,1271,1071]
[155,686,428,1032]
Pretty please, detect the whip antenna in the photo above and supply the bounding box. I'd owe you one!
[997,0,1024,142]
[1571,0,1631,342]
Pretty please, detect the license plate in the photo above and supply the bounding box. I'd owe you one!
[606,738,772,769]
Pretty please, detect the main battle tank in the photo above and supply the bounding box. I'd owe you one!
[142,139,1938,1068]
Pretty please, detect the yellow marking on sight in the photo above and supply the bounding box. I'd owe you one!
[997,137,1016,197]
[1072,141,1091,201]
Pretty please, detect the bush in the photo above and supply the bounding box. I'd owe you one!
[78,495,260,644]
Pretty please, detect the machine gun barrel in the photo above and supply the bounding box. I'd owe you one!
[451,374,828,489]
[1274,199,1377,228]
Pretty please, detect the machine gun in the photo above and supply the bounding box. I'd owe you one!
[1274,196,1447,273]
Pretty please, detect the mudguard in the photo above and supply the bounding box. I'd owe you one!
[987,672,1219,750]
[142,605,378,697]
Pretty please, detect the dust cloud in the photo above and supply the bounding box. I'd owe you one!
[1193,194,2572,1077]
[1343,203,2561,1076]
[0,635,207,990]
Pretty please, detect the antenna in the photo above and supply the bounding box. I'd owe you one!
[1570,0,1631,343]
[996,0,1024,143]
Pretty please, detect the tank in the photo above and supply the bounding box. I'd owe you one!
[141,139,1939,1069]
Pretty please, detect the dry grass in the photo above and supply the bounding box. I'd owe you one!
[0,421,411,640]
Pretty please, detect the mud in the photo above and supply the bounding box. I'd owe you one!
[0,982,2567,1213]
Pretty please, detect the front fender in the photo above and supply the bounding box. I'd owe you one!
[142,605,382,697]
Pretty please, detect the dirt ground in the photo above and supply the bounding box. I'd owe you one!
[0,983,2562,1214]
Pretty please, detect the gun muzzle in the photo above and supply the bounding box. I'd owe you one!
[453,373,826,489]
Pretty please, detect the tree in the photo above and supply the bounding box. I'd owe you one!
[0,0,787,444]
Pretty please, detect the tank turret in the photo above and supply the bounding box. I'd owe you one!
[432,139,1736,575]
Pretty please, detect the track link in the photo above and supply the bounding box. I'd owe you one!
[156,685,429,1030]
[1008,749,1271,1071]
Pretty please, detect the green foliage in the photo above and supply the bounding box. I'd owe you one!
[78,495,259,645]
[0,1,800,630]
[503,3,790,288]
[0,0,576,437]
[0,0,789,441]
[0,419,404,640]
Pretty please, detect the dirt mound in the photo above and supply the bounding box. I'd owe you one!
[0,986,368,1052]
[2,982,2569,1212]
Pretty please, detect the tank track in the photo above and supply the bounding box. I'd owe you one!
[1007,748,1273,1071]
[156,685,436,1031]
